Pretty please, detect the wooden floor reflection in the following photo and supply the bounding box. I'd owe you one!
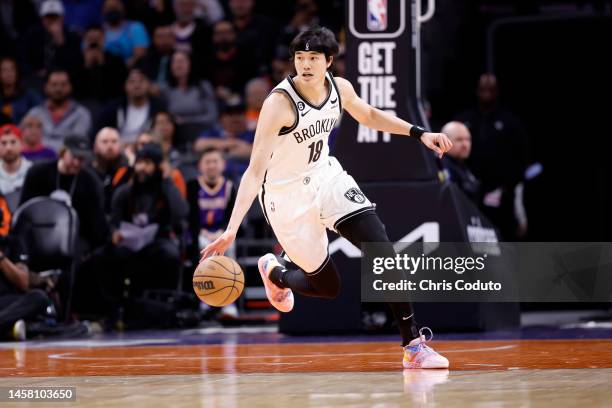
[2,369,611,407]
[1,339,611,407]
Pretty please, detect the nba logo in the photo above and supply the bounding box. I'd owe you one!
[367,0,387,31]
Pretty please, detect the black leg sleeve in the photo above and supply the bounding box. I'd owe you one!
[269,255,341,300]
[336,210,419,345]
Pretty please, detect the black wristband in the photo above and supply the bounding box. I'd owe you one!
[409,125,426,140]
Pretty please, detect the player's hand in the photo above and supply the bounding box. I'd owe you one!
[200,229,237,261]
[421,132,453,159]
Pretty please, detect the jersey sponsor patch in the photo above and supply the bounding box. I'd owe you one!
[345,188,366,204]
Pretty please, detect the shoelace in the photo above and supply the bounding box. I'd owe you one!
[419,326,434,342]
[407,327,435,355]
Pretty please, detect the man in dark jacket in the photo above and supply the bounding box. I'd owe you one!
[455,73,529,240]
[19,134,108,253]
[110,143,188,296]
[441,121,481,204]
[22,0,83,83]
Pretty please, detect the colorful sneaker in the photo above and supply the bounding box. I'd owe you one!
[403,327,449,369]
[12,319,26,341]
[258,253,294,313]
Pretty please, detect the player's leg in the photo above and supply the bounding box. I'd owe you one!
[257,184,334,311]
[334,209,418,344]
[267,254,341,299]
[335,209,449,369]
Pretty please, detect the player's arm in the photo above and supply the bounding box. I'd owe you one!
[200,92,295,259]
[334,76,452,157]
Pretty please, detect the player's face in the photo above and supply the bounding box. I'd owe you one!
[294,51,331,84]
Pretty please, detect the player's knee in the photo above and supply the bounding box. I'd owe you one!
[337,210,391,245]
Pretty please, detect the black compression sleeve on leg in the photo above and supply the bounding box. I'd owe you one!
[336,210,418,345]
[269,258,341,299]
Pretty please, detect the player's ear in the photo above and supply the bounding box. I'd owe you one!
[326,56,333,69]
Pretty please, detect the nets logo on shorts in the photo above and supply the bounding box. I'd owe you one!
[367,0,387,31]
[345,188,366,204]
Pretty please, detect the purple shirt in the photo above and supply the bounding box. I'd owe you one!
[22,147,57,163]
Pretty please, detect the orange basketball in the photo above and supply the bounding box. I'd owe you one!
[193,256,244,307]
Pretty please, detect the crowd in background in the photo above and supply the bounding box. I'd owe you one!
[0,0,530,340]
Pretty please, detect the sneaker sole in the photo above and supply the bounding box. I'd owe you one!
[258,257,294,313]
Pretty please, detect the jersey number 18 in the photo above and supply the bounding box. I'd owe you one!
[307,140,323,164]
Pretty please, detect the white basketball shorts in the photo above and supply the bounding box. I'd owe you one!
[258,156,374,273]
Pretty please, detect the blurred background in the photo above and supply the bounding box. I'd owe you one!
[0,0,611,340]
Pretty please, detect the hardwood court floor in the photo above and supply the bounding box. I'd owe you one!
[1,339,612,407]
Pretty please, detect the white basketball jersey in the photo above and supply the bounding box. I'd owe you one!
[264,72,342,186]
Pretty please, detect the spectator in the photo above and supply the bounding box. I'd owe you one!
[194,0,225,25]
[96,68,166,143]
[0,57,43,124]
[137,25,176,91]
[77,25,127,107]
[110,142,188,296]
[0,232,50,341]
[440,121,480,204]
[20,134,108,253]
[133,131,187,198]
[25,69,92,152]
[209,20,257,101]
[161,51,217,143]
[0,0,38,46]
[89,127,132,215]
[22,0,84,82]
[172,0,213,77]
[268,46,292,86]
[102,0,150,66]
[19,115,57,162]
[455,73,529,240]
[151,111,181,166]
[187,146,238,318]
[0,124,32,212]
[194,100,253,179]
[124,0,175,34]
[187,147,235,256]
[244,77,270,131]
[229,0,278,71]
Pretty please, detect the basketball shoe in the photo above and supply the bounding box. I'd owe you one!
[403,327,449,369]
[258,254,294,312]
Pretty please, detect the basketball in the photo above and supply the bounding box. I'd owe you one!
[193,256,244,307]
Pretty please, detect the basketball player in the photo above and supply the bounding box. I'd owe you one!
[202,27,452,369]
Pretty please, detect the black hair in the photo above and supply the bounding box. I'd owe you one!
[45,68,71,84]
[125,67,148,82]
[198,146,225,164]
[152,110,177,132]
[0,56,20,89]
[167,50,199,88]
[289,26,339,61]
[85,24,104,33]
